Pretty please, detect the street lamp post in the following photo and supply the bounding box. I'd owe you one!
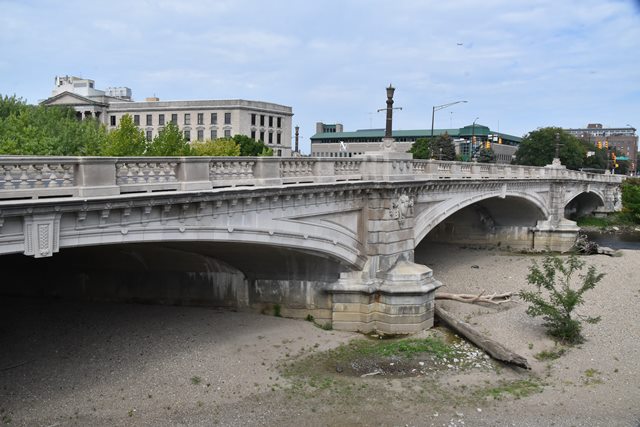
[431,100,467,139]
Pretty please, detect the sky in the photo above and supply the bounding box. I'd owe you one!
[1,0,639,154]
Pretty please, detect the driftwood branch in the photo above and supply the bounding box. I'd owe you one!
[435,290,512,305]
[435,304,530,370]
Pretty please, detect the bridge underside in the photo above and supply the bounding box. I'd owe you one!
[423,196,545,250]
[0,242,345,324]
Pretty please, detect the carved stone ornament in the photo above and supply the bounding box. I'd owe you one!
[390,194,414,224]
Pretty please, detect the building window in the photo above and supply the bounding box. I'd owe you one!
[197,113,204,125]
[277,149,282,157]
[269,116,273,127]
[251,114,256,125]
[146,114,152,126]
[224,112,231,125]
[260,115,265,126]
[224,129,231,138]
[184,130,191,141]
[277,133,281,145]
[184,113,191,125]
[159,114,165,125]
[251,130,256,140]
[110,115,116,126]
[171,114,177,124]
[133,115,140,126]
[146,130,153,141]
[277,117,282,128]
[268,133,273,144]
[259,131,265,142]
[197,129,204,141]
[211,129,217,139]
[211,113,217,124]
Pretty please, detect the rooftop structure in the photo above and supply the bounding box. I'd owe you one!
[310,123,521,163]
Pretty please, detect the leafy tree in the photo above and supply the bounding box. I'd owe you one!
[233,134,272,156]
[477,147,496,163]
[432,132,456,160]
[102,114,146,156]
[191,138,241,156]
[515,127,586,170]
[621,178,640,223]
[259,145,274,156]
[409,137,431,159]
[519,254,603,344]
[0,97,108,156]
[146,122,191,156]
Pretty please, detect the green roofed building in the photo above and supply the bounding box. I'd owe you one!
[310,122,522,164]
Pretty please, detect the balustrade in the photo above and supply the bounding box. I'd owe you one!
[0,156,623,200]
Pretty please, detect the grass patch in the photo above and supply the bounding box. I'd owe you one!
[534,348,566,361]
[576,216,610,227]
[477,379,543,400]
[273,304,282,317]
[190,376,202,385]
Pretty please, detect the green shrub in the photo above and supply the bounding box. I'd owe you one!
[519,254,603,344]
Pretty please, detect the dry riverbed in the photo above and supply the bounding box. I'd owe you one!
[1,244,639,426]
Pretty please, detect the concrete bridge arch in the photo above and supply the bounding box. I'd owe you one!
[413,188,550,247]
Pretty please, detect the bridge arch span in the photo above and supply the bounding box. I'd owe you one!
[414,190,549,247]
[55,215,367,270]
[563,189,606,220]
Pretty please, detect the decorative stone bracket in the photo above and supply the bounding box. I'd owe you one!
[23,213,61,258]
[390,194,414,225]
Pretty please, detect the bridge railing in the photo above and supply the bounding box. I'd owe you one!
[411,160,623,183]
[0,156,622,200]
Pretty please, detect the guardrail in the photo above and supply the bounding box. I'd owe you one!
[0,156,623,200]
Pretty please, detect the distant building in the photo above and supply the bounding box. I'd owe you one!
[310,122,521,164]
[41,76,294,156]
[565,123,637,171]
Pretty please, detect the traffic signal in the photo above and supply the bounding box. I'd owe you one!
[472,136,477,144]
[485,141,491,149]
[597,141,602,149]
[498,137,503,144]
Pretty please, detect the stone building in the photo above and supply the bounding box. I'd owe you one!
[565,123,637,172]
[41,76,294,157]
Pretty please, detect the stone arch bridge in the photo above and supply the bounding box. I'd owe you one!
[0,154,622,333]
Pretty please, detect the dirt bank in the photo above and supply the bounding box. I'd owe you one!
[1,245,639,426]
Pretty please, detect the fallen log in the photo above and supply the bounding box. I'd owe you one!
[435,290,512,305]
[435,304,531,370]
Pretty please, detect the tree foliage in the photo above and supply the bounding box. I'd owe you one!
[0,94,107,156]
[146,122,192,156]
[191,138,241,156]
[102,114,146,156]
[233,134,272,156]
[515,127,586,170]
[409,137,431,159]
[432,132,456,160]
[409,133,455,160]
[621,178,640,223]
[476,147,496,163]
[519,254,603,344]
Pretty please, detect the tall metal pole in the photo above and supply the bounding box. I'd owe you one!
[430,100,467,141]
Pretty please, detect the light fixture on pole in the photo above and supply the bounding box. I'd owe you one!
[431,100,467,139]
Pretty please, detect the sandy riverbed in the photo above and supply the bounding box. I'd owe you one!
[1,244,639,426]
